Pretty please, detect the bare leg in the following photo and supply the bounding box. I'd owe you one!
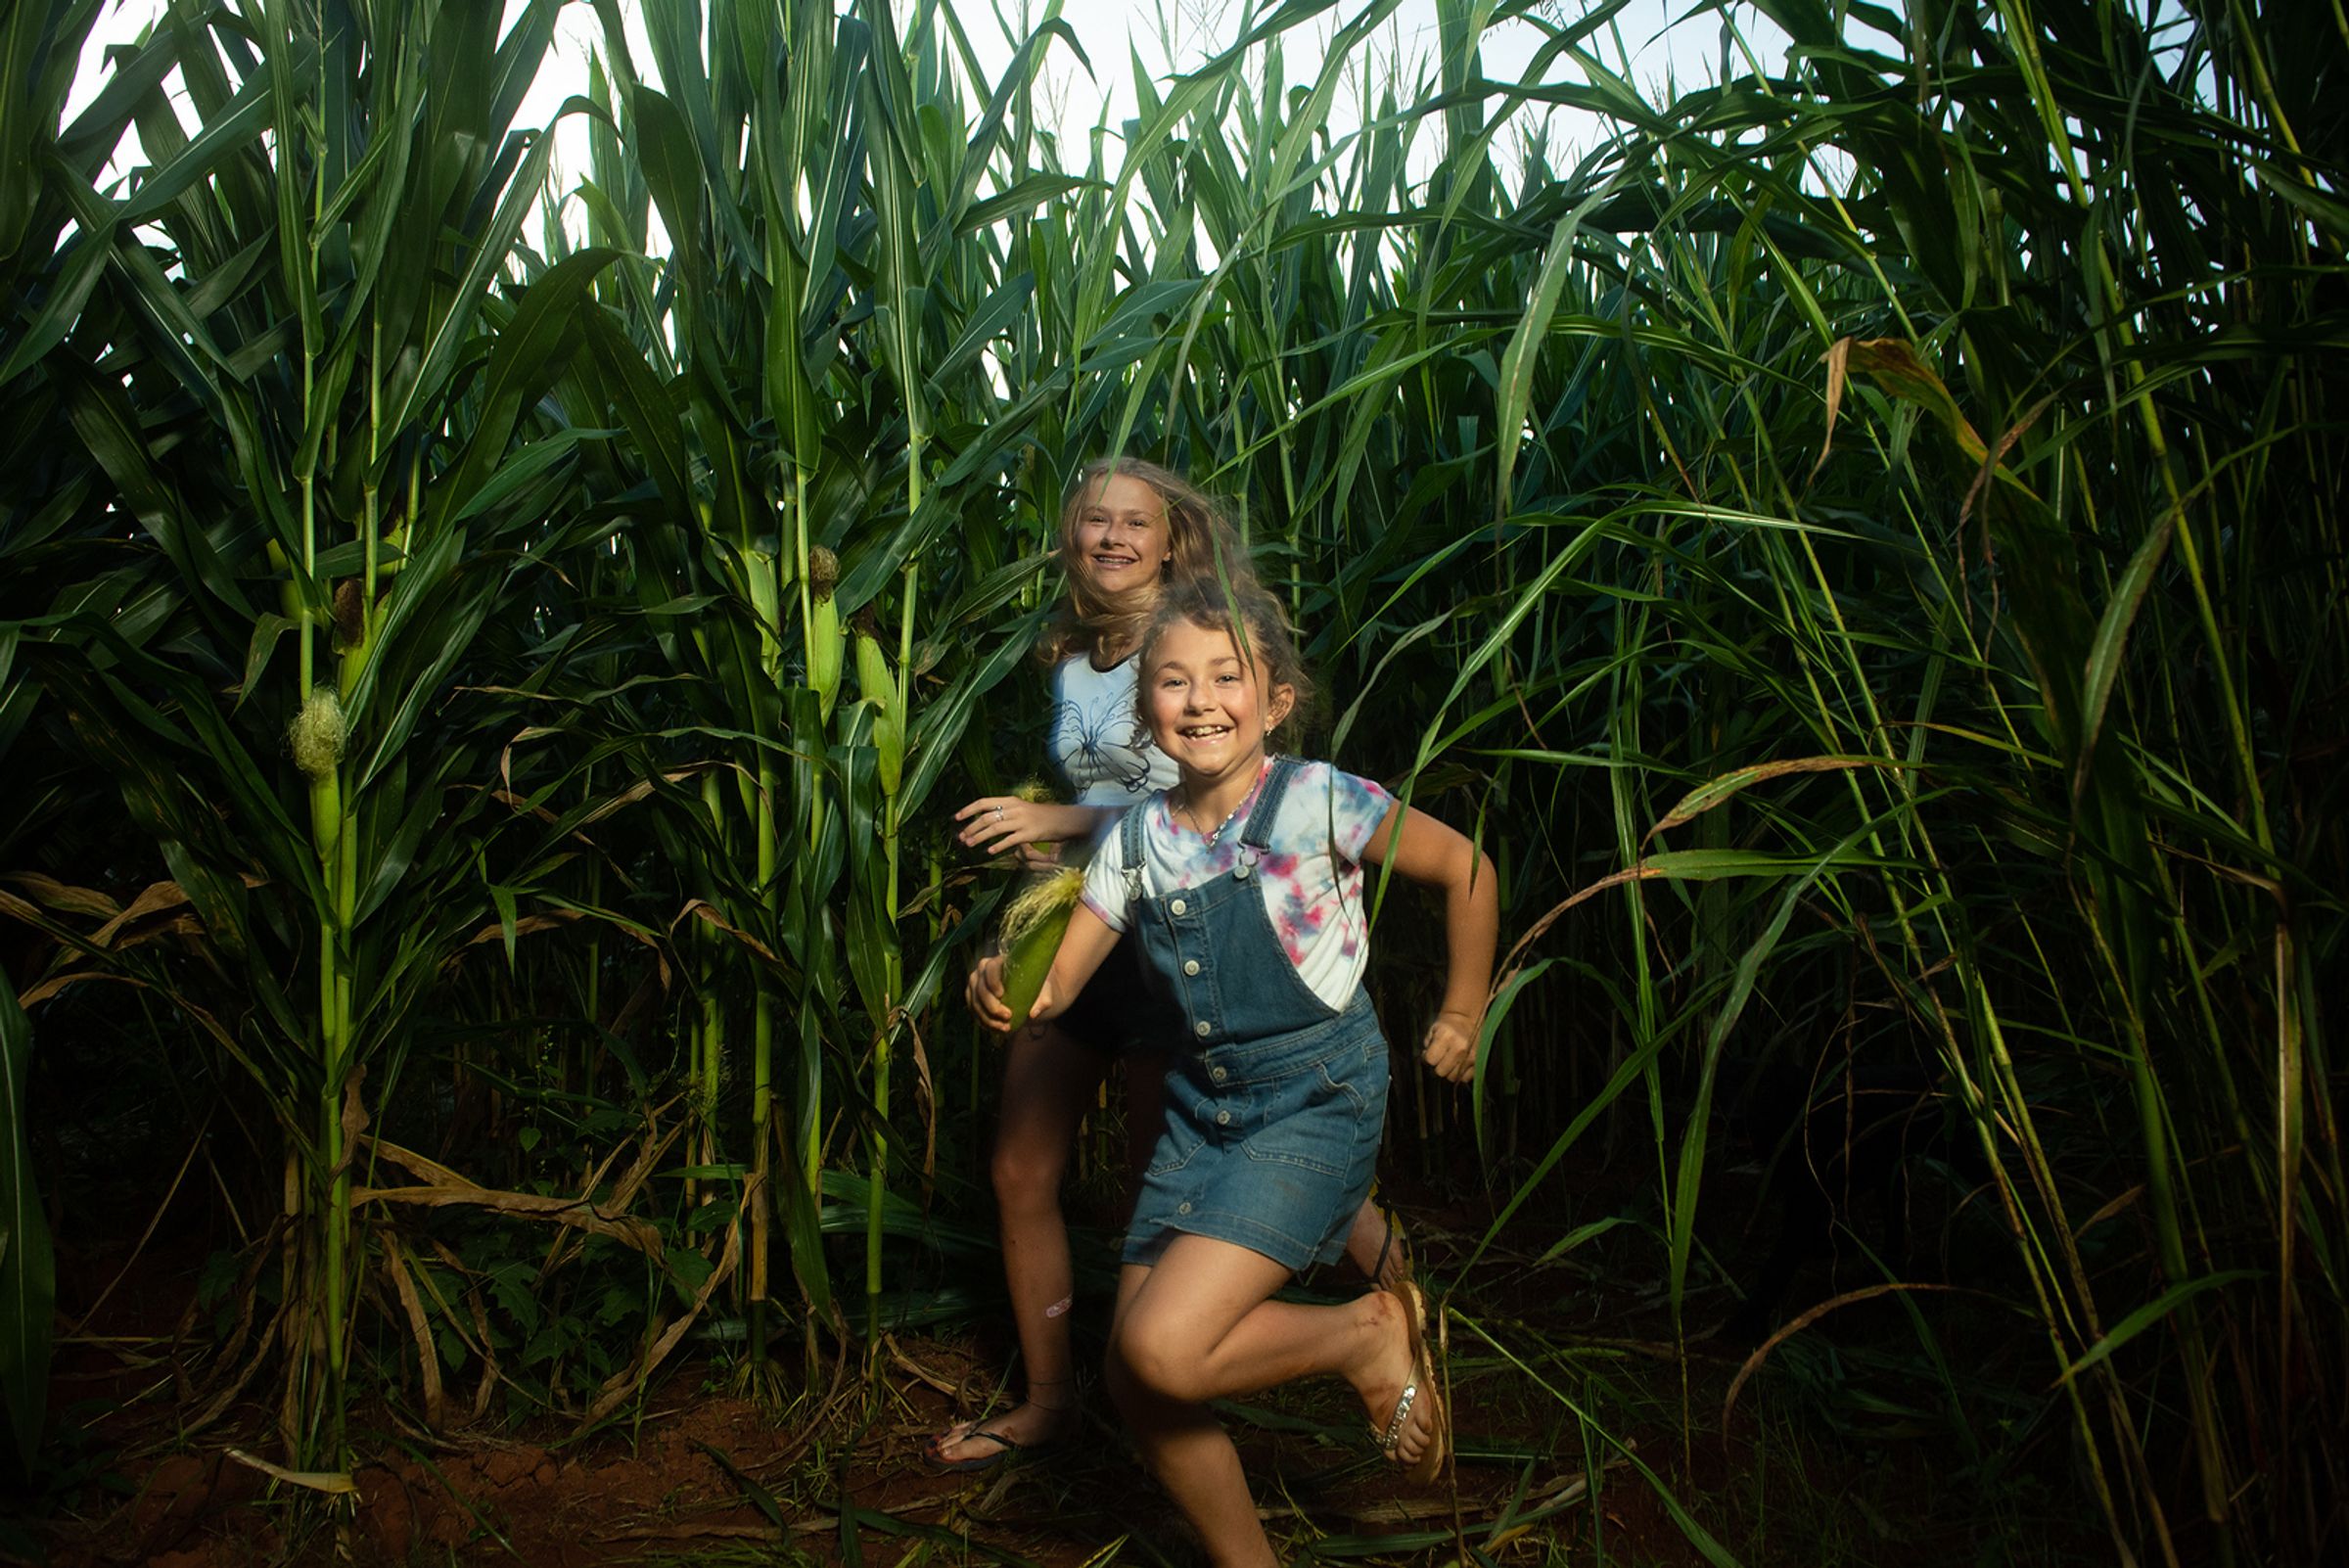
[929,1019,1106,1464]
[1105,1236,1439,1567]
[1340,1192,1407,1289]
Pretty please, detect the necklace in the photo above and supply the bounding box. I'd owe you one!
[1177,758,1271,848]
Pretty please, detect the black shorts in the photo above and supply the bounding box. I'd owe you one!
[1056,934,1177,1057]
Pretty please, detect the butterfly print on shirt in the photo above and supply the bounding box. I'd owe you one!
[1049,698,1157,796]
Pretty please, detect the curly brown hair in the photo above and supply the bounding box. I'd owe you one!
[1134,577,1314,747]
[1038,457,1255,666]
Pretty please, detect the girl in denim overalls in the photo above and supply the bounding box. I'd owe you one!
[936,463,1402,1473]
[989,580,1498,1566]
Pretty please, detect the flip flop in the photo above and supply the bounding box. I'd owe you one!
[921,1419,1028,1475]
[1365,1200,1413,1292]
[1372,1279,1451,1486]
[921,1403,1070,1476]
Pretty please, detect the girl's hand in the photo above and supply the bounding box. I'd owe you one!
[965,952,1066,1033]
[955,795,1059,859]
[966,955,1015,1032]
[1361,804,1498,1088]
[1421,1008,1480,1084]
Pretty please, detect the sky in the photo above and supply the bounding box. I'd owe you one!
[505,0,1746,143]
[65,0,1774,248]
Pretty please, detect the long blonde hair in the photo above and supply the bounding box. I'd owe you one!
[1039,457,1254,665]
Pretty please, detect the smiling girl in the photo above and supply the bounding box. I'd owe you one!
[977,579,1497,1562]
[935,463,1404,1474]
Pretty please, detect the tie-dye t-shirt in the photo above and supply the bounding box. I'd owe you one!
[1081,759,1398,1011]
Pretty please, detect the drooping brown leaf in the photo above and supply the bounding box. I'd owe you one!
[579,1175,757,1427]
[354,1139,665,1262]
[90,879,191,945]
[331,1067,369,1182]
[1722,1282,1964,1435]
[674,899,781,963]
[382,1239,447,1430]
[1811,335,1852,483]
[0,873,119,920]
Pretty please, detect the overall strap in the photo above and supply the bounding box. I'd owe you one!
[1119,800,1151,900]
[1238,756,1304,850]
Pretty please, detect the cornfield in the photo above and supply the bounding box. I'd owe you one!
[1,0,2339,1562]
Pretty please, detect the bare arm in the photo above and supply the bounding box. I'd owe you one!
[1030,904,1120,1024]
[1361,803,1499,1084]
[955,796,1116,854]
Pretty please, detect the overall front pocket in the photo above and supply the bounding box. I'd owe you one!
[1238,1080,1363,1177]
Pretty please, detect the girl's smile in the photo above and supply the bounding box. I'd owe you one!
[1146,620,1295,824]
[1073,473,1172,596]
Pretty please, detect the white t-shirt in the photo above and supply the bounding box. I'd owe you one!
[1081,759,1399,1011]
[1048,652,1178,806]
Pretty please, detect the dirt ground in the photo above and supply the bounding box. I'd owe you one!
[27,1319,1672,1567]
[11,1147,2080,1567]
[18,1175,1717,1568]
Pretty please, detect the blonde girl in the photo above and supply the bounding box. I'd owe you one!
[933,463,1402,1472]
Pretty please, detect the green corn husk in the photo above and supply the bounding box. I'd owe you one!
[855,626,902,797]
[998,866,1083,1030]
[266,539,303,623]
[806,546,845,719]
[290,687,346,861]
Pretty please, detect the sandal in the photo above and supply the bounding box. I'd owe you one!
[1364,1198,1413,1293]
[922,1382,1076,1476]
[1371,1279,1450,1486]
[921,1415,1033,1475]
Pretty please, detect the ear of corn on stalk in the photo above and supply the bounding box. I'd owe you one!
[291,687,346,859]
[290,689,346,778]
[854,624,902,798]
[806,546,844,718]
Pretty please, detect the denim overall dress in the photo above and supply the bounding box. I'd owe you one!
[1116,757,1392,1271]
